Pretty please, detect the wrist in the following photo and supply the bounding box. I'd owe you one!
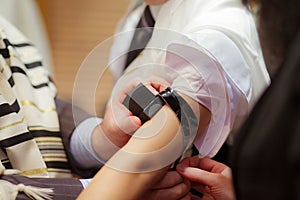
[91,124,123,162]
[99,121,131,148]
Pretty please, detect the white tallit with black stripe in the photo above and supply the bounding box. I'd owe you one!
[0,16,72,178]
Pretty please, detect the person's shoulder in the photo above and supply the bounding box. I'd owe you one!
[170,0,253,29]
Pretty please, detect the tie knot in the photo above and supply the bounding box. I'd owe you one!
[140,6,155,28]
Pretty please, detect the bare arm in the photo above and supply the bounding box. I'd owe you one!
[78,93,210,200]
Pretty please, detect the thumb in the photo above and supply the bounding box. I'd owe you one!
[177,165,215,186]
[119,115,142,134]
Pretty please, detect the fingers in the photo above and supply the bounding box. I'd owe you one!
[190,185,205,197]
[191,194,203,200]
[115,76,170,103]
[109,102,142,134]
[146,179,191,200]
[177,156,201,168]
[179,193,192,200]
[197,157,229,174]
[108,77,171,135]
[178,156,229,173]
[220,166,233,179]
[152,171,184,189]
[177,156,233,189]
[177,164,216,186]
[145,76,170,93]
[118,115,142,134]
[137,76,170,95]
[115,78,143,103]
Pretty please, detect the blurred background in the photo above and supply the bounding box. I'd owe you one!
[0,0,131,116]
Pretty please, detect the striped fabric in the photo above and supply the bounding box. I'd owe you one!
[0,16,72,178]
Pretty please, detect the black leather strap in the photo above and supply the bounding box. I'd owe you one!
[159,87,198,154]
[123,83,198,153]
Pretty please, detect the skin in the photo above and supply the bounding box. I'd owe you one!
[177,157,235,200]
[78,105,180,200]
[173,0,300,199]
[144,0,169,5]
[139,171,191,200]
[80,0,299,198]
[78,80,211,200]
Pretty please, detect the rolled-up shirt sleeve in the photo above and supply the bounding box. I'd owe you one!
[164,35,244,157]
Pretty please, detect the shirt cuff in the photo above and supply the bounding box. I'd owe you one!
[70,117,104,169]
[79,178,93,189]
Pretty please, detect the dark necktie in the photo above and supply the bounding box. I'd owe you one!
[124,5,155,69]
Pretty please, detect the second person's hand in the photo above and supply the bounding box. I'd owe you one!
[176,156,236,200]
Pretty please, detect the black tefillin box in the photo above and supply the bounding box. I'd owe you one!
[122,83,166,123]
[122,83,182,124]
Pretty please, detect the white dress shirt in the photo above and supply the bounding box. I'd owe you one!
[71,0,271,168]
[109,0,270,157]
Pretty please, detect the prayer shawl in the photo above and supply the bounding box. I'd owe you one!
[0,16,72,178]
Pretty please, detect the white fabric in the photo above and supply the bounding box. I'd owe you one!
[70,117,104,168]
[0,180,53,200]
[0,16,72,178]
[79,178,93,189]
[109,0,270,157]
[0,0,54,75]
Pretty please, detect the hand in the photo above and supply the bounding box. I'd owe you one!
[141,170,191,200]
[100,79,143,147]
[100,77,171,147]
[176,156,236,200]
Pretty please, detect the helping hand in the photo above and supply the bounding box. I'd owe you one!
[176,156,236,200]
[142,170,192,200]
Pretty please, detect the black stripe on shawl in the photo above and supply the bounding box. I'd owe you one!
[12,43,33,48]
[25,61,43,69]
[7,76,15,87]
[3,38,33,48]
[0,100,20,117]
[31,130,61,137]
[32,83,49,89]
[39,146,66,151]
[0,48,9,58]
[10,66,49,89]
[30,130,71,170]
[0,132,34,148]
[3,39,10,47]
[46,161,71,170]
[2,161,13,169]
[10,66,26,75]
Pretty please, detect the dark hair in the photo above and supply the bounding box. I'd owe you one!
[243,0,300,76]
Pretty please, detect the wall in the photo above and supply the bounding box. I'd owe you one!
[37,0,131,116]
